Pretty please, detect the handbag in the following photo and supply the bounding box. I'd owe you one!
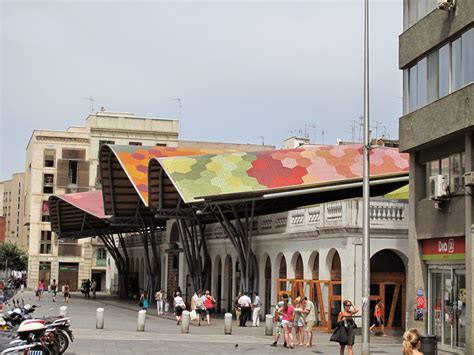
[330,323,349,344]
[190,309,197,321]
[139,300,143,307]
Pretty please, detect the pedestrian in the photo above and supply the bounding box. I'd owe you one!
[337,300,358,355]
[155,288,164,315]
[278,294,295,349]
[50,279,57,302]
[238,291,252,327]
[174,291,185,325]
[234,291,242,323]
[293,296,305,346]
[63,282,70,303]
[84,279,91,299]
[37,280,45,301]
[252,291,262,327]
[194,290,205,326]
[174,286,182,297]
[140,291,149,311]
[402,328,423,355]
[202,290,216,325]
[271,295,286,347]
[370,299,387,336]
[302,296,316,348]
[91,280,97,299]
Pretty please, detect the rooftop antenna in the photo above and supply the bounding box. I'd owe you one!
[374,120,382,139]
[258,136,265,146]
[309,124,317,144]
[322,130,325,145]
[349,120,357,142]
[171,98,182,138]
[82,97,94,114]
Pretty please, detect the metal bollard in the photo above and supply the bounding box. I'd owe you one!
[96,308,104,329]
[59,306,68,317]
[224,313,232,334]
[265,314,273,336]
[181,310,190,333]
[137,310,146,331]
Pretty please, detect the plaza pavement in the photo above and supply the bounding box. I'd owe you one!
[3,291,455,354]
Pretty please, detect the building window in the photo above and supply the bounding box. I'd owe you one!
[404,0,437,30]
[43,149,55,168]
[405,27,474,114]
[129,142,142,146]
[462,28,474,86]
[156,143,167,147]
[43,174,54,194]
[41,201,50,222]
[96,248,107,266]
[40,230,52,254]
[439,43,450,97]
[68,160,78,185]
[425,152,465,197]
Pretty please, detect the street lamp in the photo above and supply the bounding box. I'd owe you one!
[361,0,371,354]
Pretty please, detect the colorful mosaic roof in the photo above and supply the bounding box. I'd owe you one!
[55,190,108,219]
[109,145,230,205]
[157,145,409,203]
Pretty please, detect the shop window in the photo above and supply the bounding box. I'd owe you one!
[40,230,52,254]
[43,174,54,194]
[43,149,55,168]
[41,201,50,222]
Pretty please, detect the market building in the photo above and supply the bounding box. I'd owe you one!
[399,0,474,352]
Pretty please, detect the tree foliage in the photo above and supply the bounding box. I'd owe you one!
[0,242,28,271]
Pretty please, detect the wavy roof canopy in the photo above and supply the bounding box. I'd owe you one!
[99,145,230,218]
[49,191,120,238]
[150,145,409,205]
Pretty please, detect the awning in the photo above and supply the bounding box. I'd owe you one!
[384,184,409,200]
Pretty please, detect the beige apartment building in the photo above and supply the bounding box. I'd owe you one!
[25,112,179,291]
[1,173,27,249]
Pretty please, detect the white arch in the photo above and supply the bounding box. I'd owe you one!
[307,251,320,280]
[290,252,304,279]
[371,247,408,273]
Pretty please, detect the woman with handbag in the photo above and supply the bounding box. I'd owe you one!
[174,291,185,325]
[155,288,164,315]
[336,300,358,355]
[203,290,216,325]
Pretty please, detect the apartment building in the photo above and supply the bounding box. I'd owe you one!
[1,173,27,249]
[25,112,179,291]
[399,0,473,352]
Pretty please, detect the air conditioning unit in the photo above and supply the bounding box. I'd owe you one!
[437,0,455,11]
[464,172,474,186]
[430,174,448,200]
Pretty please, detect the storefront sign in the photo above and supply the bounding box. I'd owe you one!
[421,237,465,261]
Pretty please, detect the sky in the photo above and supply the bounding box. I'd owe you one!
[0,0,403,181]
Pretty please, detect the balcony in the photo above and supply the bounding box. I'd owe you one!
[204,197,408,239]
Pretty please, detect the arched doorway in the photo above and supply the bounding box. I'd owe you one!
[279,254,287,291]
[370,249,406,328]
[214,256,222,313]
[312,254,319,280]
[329,250,342,328]
[264,256,271,315]
[167,223,180,305]
[295,254,303,279]
[224,255,233,312]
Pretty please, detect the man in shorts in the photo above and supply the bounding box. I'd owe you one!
[271,295,288,347]
[302,296,316,348]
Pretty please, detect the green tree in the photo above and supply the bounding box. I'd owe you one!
[0,242,28,271]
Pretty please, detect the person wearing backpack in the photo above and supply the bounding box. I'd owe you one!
[202,290,216,325]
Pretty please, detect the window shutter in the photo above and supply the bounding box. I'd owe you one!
[77,161,90,188]
[62,148,86,160]
[57,160,69,187]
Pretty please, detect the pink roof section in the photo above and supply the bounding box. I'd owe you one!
[56,190,108,219]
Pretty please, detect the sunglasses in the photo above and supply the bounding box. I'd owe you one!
[344,304,352,307]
